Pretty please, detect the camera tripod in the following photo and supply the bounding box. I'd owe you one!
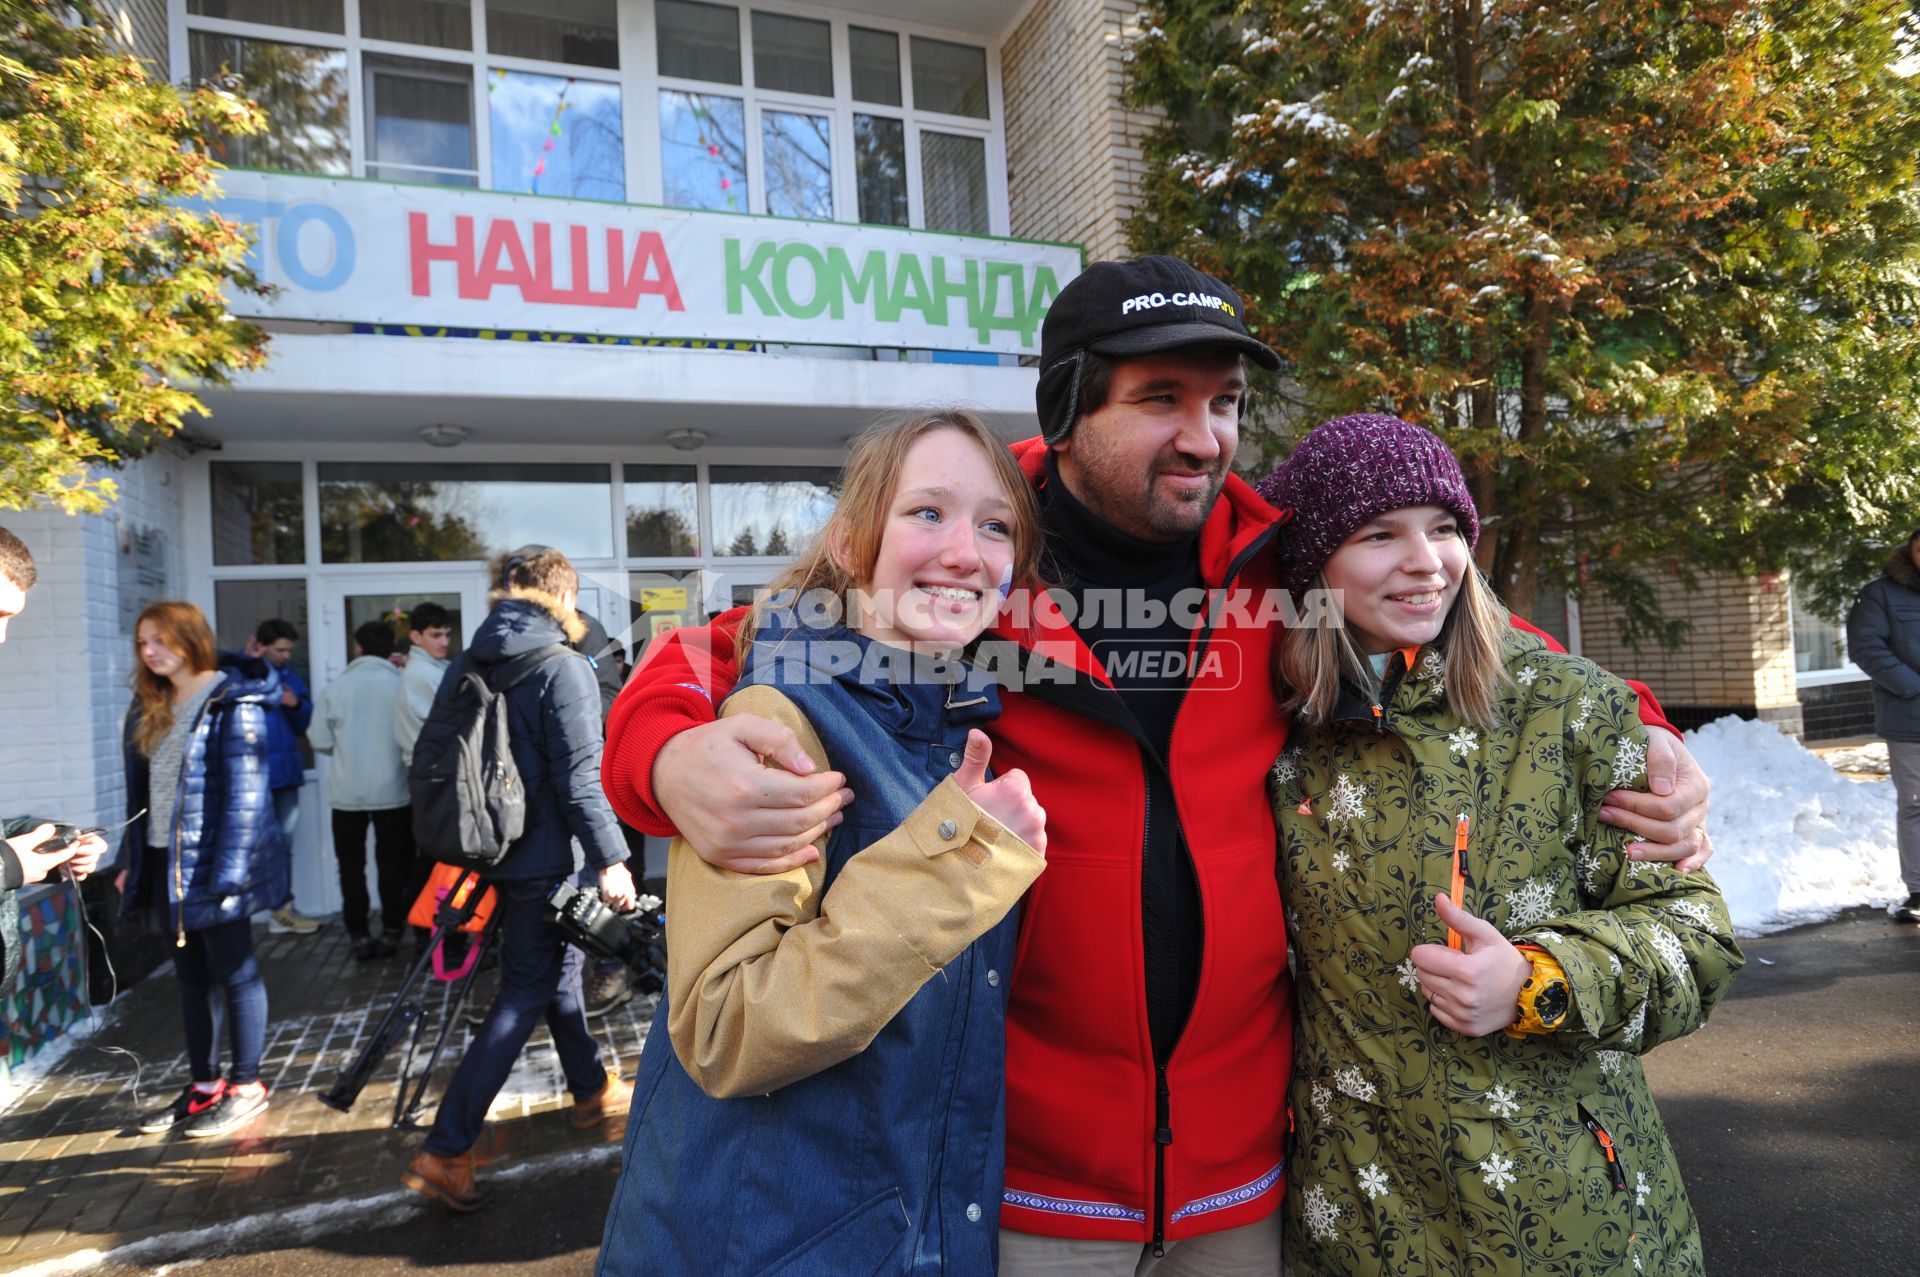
[320,869,498,1130]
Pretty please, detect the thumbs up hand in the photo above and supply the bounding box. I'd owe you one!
[1408,893,1533,1037]
[952,729,1047,857]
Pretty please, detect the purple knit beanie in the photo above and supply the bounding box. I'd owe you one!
[1253,413,1480,597]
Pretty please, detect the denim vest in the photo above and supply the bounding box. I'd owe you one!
[599,620,1017,1276]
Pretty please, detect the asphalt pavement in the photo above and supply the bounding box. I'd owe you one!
[29,907,1917,1276]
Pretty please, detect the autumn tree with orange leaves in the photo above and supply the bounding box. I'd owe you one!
[1130,0,1920,643]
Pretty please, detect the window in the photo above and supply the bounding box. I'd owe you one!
[190,0,343,33]
[920,131,989,234]
[762,110,831,219]
[364,54,476,186]
[189,33,349,174]
[751,11,831,97]
[1793,578,1850,674]
[625,465,700,557]
[910,37,988,118]
[318,462,613,563]
[214,579,313,686]
[490,70,624,200]
[849,27,901,107]
[629,569,705,654]
[485,0,618,69]
[710,466,839,557]
[660,91,747,211]
[657,0,741,84]
[211,461,305,566]
[359,0,470,49]
[182,2,1006,237]
[853,114,907,226]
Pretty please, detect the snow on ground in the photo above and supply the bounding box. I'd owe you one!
[1817,739,1891,776]
[1686,716,1905,935]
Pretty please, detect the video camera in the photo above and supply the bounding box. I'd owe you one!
[549,877,667,996]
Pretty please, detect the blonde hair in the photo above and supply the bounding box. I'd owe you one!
[1275,561,1512,728]
[132,601,219,756]
[734,409,1043,667]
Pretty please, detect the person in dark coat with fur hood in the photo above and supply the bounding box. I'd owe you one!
[1847,527,1920,923]
[118,600,290,1140]
[402,546,638,1211]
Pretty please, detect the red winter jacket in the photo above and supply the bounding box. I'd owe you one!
[602,437,1673,1245]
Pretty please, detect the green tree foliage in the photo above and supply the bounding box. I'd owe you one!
[0,0,270,514]
[1129,0,1920,643]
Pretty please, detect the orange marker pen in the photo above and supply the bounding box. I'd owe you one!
[1447,813,1469,950]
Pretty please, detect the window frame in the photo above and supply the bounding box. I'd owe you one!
[170,0,1009,233]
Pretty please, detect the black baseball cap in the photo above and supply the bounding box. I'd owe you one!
[1036,256,1280,442]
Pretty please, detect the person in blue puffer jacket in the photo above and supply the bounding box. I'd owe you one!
[118,600,290,1140]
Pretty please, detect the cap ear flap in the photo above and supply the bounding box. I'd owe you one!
[1037,349,1084,446]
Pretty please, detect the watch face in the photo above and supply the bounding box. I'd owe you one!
[1537,981,1570,1026]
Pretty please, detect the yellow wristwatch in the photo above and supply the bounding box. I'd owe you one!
[1507,945,1571,1038]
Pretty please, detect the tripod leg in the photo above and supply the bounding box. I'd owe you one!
[395,919,498,1130]
[320,907,480,1114]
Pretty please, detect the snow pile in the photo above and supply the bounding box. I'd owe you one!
[1685,716,1904,934]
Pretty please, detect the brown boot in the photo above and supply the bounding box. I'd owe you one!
[570,1073,634,1129]
[402,1149,488,1211]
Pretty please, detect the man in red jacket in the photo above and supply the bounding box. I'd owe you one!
[601,257,1713,1272]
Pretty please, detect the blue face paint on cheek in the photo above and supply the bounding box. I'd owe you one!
[998,563,1013,601]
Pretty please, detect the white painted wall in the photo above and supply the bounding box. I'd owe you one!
[1,451,188,851]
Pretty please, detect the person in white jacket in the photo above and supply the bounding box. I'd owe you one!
[394,602,454,768]
[311,620,412,959]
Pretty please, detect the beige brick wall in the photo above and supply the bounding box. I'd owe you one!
[1579,569,1798,711]
[1000,0,1161,263]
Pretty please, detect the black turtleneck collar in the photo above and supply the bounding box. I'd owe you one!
[1040,451,1200,590]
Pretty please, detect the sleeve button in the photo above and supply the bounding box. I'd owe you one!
[937,819,958,841]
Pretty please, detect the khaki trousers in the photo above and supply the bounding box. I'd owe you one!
[998,1209,1283,1277]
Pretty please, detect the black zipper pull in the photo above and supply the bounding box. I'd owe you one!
[1580,1105,1628,1193]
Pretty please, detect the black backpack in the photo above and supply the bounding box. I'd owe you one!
[409,645,567,868]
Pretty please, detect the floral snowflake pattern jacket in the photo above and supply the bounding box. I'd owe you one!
[1268,631,1743,1277]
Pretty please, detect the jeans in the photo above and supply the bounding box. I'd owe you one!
[332,805,414,939]
[175,915,269,1087]
[272,786,300,847]
[423,877,605,1157]
[271,787,300,908]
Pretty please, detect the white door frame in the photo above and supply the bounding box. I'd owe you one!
[292,570,490,917]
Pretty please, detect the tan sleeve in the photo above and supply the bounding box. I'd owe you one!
[664,683,1045,1098]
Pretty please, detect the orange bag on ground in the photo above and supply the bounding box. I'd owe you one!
[407,862,497,934]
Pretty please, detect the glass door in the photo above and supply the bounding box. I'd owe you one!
[317,574,487,684]
[298,573,489,915]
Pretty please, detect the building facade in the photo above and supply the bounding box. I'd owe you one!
[4,0,1177,1069]
[6,0,1870,1072]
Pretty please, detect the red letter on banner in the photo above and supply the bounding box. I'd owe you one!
[410,212,475,297]
[625,231,685,311]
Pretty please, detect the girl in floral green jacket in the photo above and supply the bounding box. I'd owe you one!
[1258,415,1743,1277]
